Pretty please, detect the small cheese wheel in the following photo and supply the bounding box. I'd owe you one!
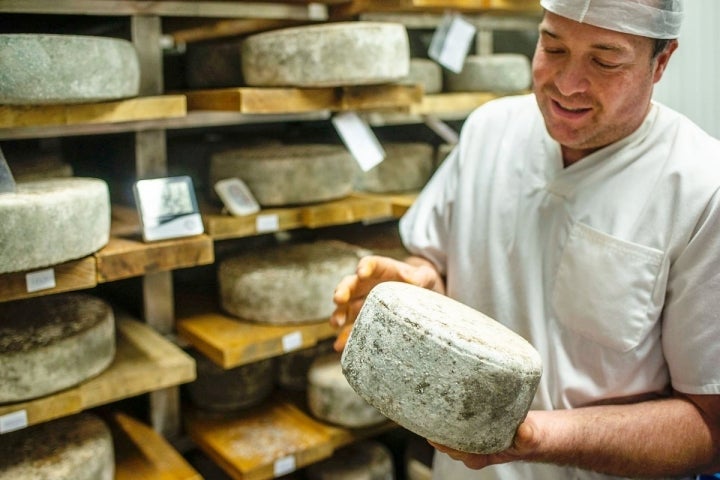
[342,282,542,453]
[0,413,114,480]
[398,58,443,94]
[277,339,334,391]
[354,142,434,194]
[241,22,410,87]
[8,153,73,182]
[444,54,531,93]
[0,34,139,104]
[0,293,116,403]
[307,353,387,428]
[0,177,110,274]
[219,240,369,325]
[185,39,244,89]
[306,441,394,480]
[209,144,356,207]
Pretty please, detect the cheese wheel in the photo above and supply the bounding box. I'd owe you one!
[0,177,110,274]
[8,153,73,182]
[444,54,531,93]
[185,40,244,89]
[341,282,542,453]
[277,339,335,391]
[435,143,455,169]
[306,441,395,480]
[354,143,434,194]
[0,293,116,403]
[241,22,410,87]
[209,144,356,207]
[219,240,369,325]
[0,413,114,480]
[185,351,276,412]
[0,34,139,104]
[398,58,443,94]
[307,353,387,428]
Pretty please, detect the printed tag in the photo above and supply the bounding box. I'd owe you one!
[0,410,28,434]
[256,214,280,233]
[282,331,303,353]
[274,455,296,476]
[428,12,476,73]
[331,111,385,172]
[26,268,56,293]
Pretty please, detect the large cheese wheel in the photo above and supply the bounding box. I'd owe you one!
[0,177,110,274]
[185,39,244,89]
[0,34,139,104]
[241,22,410,87]
[277,339,334,391]
[306,441,394,480]
[341,282,542,453]
[219,240,369,325]
[7,152,73,182]
[209,144,356,207]
[0,293,116,403]
[398,58,443,94]
[354,142,434,194]
[444,54,531,93]
[185,350,275,412]
[0,413,114,480]
[307,353,387,428]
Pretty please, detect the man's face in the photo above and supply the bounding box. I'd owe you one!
[532,12,676,164]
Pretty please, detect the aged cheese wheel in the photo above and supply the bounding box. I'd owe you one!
[241,22,410,87]
[342,282,542,453]
[219,240,369,325]
[209,144,356,207]
[306,441,394,480]
[185,351,275,412]
[354,142,434,193]
[0,177,110,274]
[0,413,114,480]
[277,339,334,391]
[398,58,443,94]
[0,293,116,403]
[307,353,387,428]
[444,54,531,93]
[0,34,140,104]
[185,39,244,89]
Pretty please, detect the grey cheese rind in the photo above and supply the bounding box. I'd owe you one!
[0,413,114,480]
[354,142,434,193]
[397,58,443,94]
[306,441,395,480]
[0,293,116,403]
[241,22,410,87]
[0,34,140,104]
[341,281,542,454]
[219,240,370,325]
[444,54,532,93]
[0,177,110,274]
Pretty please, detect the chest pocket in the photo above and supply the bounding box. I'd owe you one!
[552,222,664,352]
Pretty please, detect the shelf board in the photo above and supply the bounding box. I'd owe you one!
[0,257,97,303]
[352,191,418,217]
[114,412,202,480]
[177,294,336,369]
[0,317,196,432]
[331,0,541,16]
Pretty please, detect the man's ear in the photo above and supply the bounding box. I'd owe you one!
[653,39,679,84]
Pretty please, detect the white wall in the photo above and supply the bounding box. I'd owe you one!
[653,0,720,139]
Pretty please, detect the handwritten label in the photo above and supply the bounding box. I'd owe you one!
[332,112,385,172]
[0,410,28,434]
[26,268,56,293]
[282,331,303,353]
[256,214,280,233]
[274,455,297,476]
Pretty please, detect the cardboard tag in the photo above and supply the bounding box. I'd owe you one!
[26,268,56,293]
[429,12,477,73]
[332,111,385,172]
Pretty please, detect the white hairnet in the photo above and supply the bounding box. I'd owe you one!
[540,0,683,39]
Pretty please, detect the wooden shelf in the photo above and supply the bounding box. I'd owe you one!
[331,0,541,16]
[0,317,196,432]
[352,191,418,217]
[0,257,98,303]
[177,294,336,369]
[114,412,202,480]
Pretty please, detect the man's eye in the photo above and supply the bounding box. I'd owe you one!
[594,59,621,69]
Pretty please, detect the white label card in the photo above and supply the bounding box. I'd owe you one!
[26,268,56,293]
[331,112,385,172]
[281,331,303,353]
[428,12,476,73]
[274,455,297,476]
[256,214,280,233]
[0,410,28,434]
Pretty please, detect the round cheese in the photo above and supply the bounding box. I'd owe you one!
[219,240,370,325]
[0,34,139,104]
[277,339,334,391]
[8,153,73,182]
[444,54,531,93]
[398,58,443,94]
[307,353,387,428]
[209,144,356,207]
[0,413,114,480]
[0,177,110,274]
[241,22,410,87]
[354,142,434,194]
[306,441,394,480]
[0,293,116,403]
[185,39,244,89]
[341,282,542,453]
[185,351,275,412]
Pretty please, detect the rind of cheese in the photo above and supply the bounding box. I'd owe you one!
[241,22,410,87]
[0,177,110,274]
[397,58,443,94]
[307,353,387,428]
[185,40,244,89]
[354,142,434,194]
[0,293,116,403]
[277,340,335,391]
[0,34,140,104]
[219,240,370,325]
[209,144,356,207]
[444,54,531,93]
[341,281,542,453]
[306,441,394,480]
[0,413,114,480]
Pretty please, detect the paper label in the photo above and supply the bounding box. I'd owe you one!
[0,410,28,434]
[282,331,303,353]
[256,214,280,233]
[26,268,56,293]
[331,112,385,172]
[274,455,297,476]
[429,12,476,73]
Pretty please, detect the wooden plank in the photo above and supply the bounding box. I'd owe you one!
[340,84,422,111]
[411,91,503,116]
[0,257,97,303]
[177,295,336,369]
[350,191,418,218]
[0,95,186,129]
[331,0,540,15]
[203,206,305,240]
[114,412,202,480]
[166,18,305,44]
[301,194,394,228]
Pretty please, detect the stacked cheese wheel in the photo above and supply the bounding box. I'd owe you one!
[444,54,532,93]
[398,58,443,94]
[277,339,335,391]
[354,142,434,194]
[306,441,395,480]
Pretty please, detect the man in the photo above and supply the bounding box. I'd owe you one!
[331,0,720,478]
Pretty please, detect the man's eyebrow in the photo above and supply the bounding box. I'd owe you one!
[539,28,627,53]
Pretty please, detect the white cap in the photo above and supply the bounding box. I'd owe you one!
[540,0,684,39]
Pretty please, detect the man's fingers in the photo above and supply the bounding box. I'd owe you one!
[333,274,359,305]
[333,323,353,352]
